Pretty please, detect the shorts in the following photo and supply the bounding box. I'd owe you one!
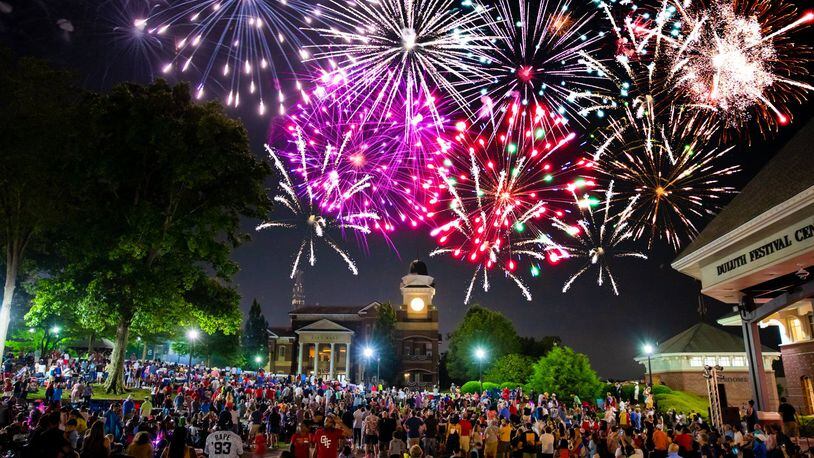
[485,442,498,458]
[461,436,471,453]
[365,435,379,445]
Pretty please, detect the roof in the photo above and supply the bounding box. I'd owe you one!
[676,120,814,262]
[267,326,295,338]
[410,259,429,275]
[290,305,367,315]
[295,319,354,333]
[647,322,776,355]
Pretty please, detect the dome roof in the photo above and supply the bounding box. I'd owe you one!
[409,259,428,276]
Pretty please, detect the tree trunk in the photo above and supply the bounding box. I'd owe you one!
[141,342,147,361]
[104,316,130,394]
[0,251,20,359]
[87,331,95,357]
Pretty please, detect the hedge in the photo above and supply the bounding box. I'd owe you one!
[460,381,501,394]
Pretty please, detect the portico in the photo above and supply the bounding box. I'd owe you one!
[294,319,354,381]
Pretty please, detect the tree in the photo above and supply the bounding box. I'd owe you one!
[369,303,398,383]
[445,304,520,382]
[172,330,243,368]
[484,354,535,384]
[27,81,271,393]
[518,336,562,358]
[242,299,269,366]
[0,51,82,358]
[527,345,603,401]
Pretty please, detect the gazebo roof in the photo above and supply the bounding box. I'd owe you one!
[646,322,776,356]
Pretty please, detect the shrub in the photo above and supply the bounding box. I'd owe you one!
[651,384,673,395]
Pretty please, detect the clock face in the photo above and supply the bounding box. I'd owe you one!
[409,297,426,312]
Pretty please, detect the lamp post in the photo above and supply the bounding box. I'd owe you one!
[255,355,262,369]
[186,329,199,384]
[474,346,487,393]
[363,346,378,384]
[643,344,654,386]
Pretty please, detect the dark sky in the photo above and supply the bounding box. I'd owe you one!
[1,0,810,379]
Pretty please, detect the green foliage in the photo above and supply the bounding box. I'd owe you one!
[799,416,814,437]
[27,80,271,393]
[527,346,603,401]
[370,303,398,383]
[446,305,520,382]
[652,384,673,395]
[484,353,535,384]
[460,381,501,394]
[517,336,562,358]
[242,299,269,366]
[500,381,522,389]
[173,330,244,368]
[654,391,709,418]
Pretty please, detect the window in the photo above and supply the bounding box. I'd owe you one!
[689,357,703,367]
[278,345,287,361]
[790,317,807,342]
[718,356,730,366]
[732,356,746,367]
[704,356,717,366]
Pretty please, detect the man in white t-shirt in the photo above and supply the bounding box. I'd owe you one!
[205,412,244,458]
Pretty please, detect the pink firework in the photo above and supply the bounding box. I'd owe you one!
[278,73,454,234]
[427,103,596,303]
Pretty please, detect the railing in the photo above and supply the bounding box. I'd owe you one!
[403,354,433,361]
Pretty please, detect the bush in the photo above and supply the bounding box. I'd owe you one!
[654,391,709,418]
[461,381,501,394]
[527,346,603,401]
[652,384,673,395]
[500,381,522,389]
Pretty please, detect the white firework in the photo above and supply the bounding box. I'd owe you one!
[308,0,493,123]
[256,144,370,277]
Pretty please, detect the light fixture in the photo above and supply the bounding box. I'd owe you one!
[186,329,199,341]
[643,344,654,355]
[409,297,425,312]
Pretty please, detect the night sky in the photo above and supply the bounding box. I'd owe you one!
[2,0,811,379]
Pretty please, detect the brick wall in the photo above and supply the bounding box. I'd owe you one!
[655,370,779,411]
[779,340,814,414]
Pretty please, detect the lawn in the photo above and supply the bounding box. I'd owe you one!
[29,384,152,402]
[655,389,710,418]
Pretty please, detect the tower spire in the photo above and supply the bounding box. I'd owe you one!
[291,269,305,310]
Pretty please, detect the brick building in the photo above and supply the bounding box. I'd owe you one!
[672,120,814,414]
[265,260,441,388]
[634,322,780,410]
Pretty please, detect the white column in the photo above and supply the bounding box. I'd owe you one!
[345,342,352,382]
[297,342,304,375]
[313,343,319,377]
[329,343,336,381]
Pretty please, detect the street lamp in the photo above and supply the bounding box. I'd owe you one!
[50,325,60,335]
[186,329,199,383]
[255,355,262,368]
[474,346,487,393]
[362,346,379,384]
[643,343,654,386]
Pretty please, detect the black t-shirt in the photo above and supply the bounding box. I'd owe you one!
[779,403,796,422]
[379,417,396,443]
[424,416,438,438]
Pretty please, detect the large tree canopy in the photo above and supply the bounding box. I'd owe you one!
[369,303,398,383]
[27,80,271,393]
[483,353,535,385]
[0,51,82,358]
[445,304,520,382]
[527,345,603,402]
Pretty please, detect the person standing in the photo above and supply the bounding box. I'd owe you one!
[746,400,758,433]
[539,426,555,458]
[778,397,798,438]
[205,412,244,458]
[313,414,350,458]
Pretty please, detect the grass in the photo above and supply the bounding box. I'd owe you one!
[29,384,152,402]
[655,390,710,418]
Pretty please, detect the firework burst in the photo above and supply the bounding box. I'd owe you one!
[537,183,647,296]
[308,0,491,124]
[428,105,594,303]
[662,0,814,139]
[473,0,604,128]
[145,0,316,115]
[278,73,454,233]
[592,102,740,249]
[257,145,367,277]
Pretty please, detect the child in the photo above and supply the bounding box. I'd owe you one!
[253,424,268,457]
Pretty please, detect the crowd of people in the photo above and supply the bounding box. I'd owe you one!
[0,350,806,458]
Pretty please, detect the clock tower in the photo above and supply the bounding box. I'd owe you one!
[396,260,440,388]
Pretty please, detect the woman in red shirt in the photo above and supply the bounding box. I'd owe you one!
[290,423,313,458]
